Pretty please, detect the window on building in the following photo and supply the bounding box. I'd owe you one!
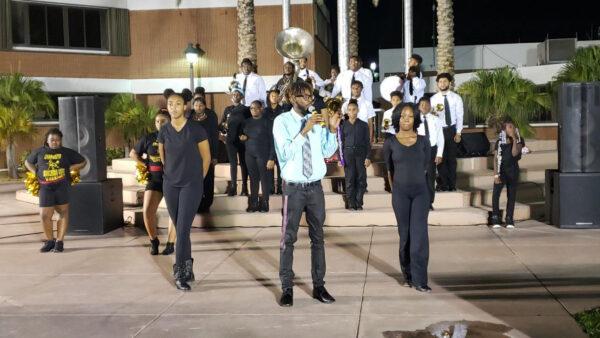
[10,1,108,50]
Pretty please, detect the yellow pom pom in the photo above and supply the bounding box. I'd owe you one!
[24,172,40,196]
[70,170,80,186]
[135,163,150,184]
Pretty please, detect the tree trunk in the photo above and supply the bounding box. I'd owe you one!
[237,0,258,69]
[436,0,455,74]
[348,0,359,57]
[6,140,18,179]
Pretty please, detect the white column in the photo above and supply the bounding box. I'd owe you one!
[282,0,290,63]
[404,0,413,72]
[337,0,348,71]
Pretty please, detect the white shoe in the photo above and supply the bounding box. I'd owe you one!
[492,224,502,229]
[506,224,515,229]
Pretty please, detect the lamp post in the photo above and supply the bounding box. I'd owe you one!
[184,43,201,91]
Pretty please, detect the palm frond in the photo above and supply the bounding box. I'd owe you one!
[458,67,549,137]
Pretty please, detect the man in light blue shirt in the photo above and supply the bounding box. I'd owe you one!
[273,81,340,307]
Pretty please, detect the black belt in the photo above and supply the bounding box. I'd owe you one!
[285,180,321,188]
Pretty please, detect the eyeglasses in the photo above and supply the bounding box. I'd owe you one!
[295,94,314,100]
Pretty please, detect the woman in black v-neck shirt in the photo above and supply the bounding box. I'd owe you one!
[158,91,211,291]
[383,103,432,293]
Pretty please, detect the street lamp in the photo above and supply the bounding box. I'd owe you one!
[184,43,202,91]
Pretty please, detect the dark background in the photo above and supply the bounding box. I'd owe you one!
[324,0,600,68]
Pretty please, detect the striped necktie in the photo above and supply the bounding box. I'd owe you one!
[301,118,313,179]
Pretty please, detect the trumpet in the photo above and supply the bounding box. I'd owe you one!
[383,118,391,129]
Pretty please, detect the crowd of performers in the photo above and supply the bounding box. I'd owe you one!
[24,54,525,302]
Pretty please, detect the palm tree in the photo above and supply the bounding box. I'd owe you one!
[436,0,455,75]
[553,46,600,84]
[105,93,157,153]
[348,0,359,57]
[458,67,551,137]
[0,73,55,179]
[237,0,258,68]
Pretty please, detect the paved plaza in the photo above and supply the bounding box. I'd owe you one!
[0,187,598,338]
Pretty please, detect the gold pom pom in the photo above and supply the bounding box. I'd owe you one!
[136,163,150,184]
[70,170,80,186]
[24,172,40,196]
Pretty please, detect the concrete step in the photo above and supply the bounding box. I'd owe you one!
[477,202,531,221]
[526,201,546,221]
[457,157,489,172]
[457,168,547,191]
[486,150,557,170]
[160,190,471,212]
[111,158,137,172]
[107,171,140,187]
[476,182,546,205]
[156,206,488,227]
[123,186,144,205]
[15,190,37,204]
[525,139,557,152]
[214,162,387,180]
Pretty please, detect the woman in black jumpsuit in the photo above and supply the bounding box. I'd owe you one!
[240,100,275,212]
[383,103,432,292]
[190,97,219,213]
[158,91,211,291]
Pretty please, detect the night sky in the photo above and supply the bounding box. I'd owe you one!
[324,0,600,67]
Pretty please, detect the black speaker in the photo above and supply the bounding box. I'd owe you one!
[557,82,600,173]
[58,96,108,182]
[67,179,124,235]
[547,172,600,229]
[457,132,490,158]
[544,169,557,224]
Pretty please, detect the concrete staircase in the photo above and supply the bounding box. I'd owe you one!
[15,139,558,227]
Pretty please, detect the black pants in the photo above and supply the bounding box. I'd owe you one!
[226,142,248,188]
[198,164,215,212]
[245,152,271,203]
[279,182,326,290]
[273,159,282,193]
[437,126,457,190]
[163,179,203,266]
[492,169,519,222]
[426,146,438,205]
[343,149,368,207]
[392,182,430,287]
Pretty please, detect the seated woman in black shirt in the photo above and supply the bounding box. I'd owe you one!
[383,103,432,293]
[240,100,275,212]
[130,110,176,256]
[491,119,524,229]
[25,128,87,253]
[158,90,211,291]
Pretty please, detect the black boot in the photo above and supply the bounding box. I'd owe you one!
[161,242,174,255]
[184,258,195,282]
[246,197,258,212]
[227,182,237,196]
[149,237,160,255]
[173,263,191,291]
[259,198,269,212]
[40,239,56,253]
[240,182,249,196]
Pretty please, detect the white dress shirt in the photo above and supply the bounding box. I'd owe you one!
[331,69,372,102]
[417,112,445,158]
[235,72,267,107]
[341,96,376,123]
[298,68,325,88]
[402,77,426,104]
[381,107,396,135]
[430,91,464,134]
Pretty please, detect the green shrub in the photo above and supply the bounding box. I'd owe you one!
[106,147,125,166]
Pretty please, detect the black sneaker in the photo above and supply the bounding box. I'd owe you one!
[52,240,64,253]
[40,239,56,253]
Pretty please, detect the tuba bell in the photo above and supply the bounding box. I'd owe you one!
[275,27,314,60]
